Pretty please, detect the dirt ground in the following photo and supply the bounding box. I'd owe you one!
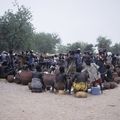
[0,79,120,120]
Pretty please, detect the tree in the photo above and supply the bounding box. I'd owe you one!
[32,32,61,53]
[84,44,93,52]
[96,36,112,51]
[111,43,120,54]
[66,42,88,53]
[0,3,34,51]
[56,44,68,53]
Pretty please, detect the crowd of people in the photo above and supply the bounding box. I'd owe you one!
[0,48,120,94]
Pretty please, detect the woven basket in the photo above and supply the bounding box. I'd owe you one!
[75,91,88,98]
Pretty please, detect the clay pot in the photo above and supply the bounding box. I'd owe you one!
[75,91,88,98]
[14,71,32,85]
[6,75,14,83]
[20,71,32,85]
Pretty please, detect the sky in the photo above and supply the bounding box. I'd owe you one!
[0,0,120,45]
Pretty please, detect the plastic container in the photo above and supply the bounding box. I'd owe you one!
[91,86,101,95]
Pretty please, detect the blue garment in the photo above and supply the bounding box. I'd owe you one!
[74,53,82,67]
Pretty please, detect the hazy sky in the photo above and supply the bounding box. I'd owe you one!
[0,0,120,45]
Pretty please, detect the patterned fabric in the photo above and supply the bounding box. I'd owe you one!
[73,82,88,91]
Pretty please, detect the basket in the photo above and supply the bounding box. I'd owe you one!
[75,91,88,98]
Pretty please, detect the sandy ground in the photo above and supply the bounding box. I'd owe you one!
[0,79,120,120]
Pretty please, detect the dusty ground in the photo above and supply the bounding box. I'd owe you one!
[0,79,120,120]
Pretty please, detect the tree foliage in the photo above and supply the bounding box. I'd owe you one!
[56,44,68,53]
[56,42,89,53]
[111,43,120,54]
[84,44,93,52]
[32,33,61,53]
[0,4,34,51]
[0,2,119,54]
[66,42,88,53]
[96,36,112,51]
[0,3,61,53]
